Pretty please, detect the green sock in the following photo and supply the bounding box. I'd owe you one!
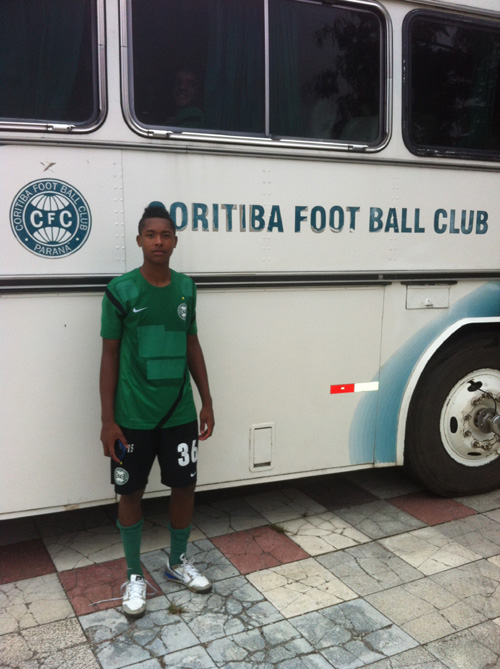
[168,522,191,566]
[117,518,144,579]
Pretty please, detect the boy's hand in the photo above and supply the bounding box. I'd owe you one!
[101,421,128,463]
[199,404,215,441]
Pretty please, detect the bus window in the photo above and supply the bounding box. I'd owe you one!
[127,0,386,146]
[269,0,385,144]
[129,0,265,135]
[404,11,500,160]
[0,0,100,129]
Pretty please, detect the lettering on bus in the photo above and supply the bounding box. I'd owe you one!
[369,208,487,235]
[168,202,489,236]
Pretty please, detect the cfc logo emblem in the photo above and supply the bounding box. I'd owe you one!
[10,179,91,258]
[178,303,188,320]
[114,468,129,486]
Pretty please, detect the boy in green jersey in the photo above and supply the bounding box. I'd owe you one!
[100,202,214,618]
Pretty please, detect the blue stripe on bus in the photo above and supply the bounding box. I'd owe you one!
[349,281,500,465]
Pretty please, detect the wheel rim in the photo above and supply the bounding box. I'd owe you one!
[440,368,500,467]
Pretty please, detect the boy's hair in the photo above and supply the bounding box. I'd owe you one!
[138,201,176,234]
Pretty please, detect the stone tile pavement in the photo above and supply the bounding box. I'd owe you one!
[1,468,500,668]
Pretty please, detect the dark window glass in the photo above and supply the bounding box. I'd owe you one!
[129,0,384,143]
[130,0,265,134]
[269,0,384,142]
[405,13,500,158]
[0,0,98,125]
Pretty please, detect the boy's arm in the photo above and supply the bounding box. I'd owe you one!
[100,338,128,462]
[187,334,214,441]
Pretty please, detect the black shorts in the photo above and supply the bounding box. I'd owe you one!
[111,420,198,494]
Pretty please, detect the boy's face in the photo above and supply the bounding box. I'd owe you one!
[174,70,199,108]
[137,217,177,266]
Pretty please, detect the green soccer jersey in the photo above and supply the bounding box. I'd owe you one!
[101,268,198,429]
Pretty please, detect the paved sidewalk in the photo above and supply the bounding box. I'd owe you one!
[1,468,500,668]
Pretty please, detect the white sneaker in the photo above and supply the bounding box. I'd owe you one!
[164,554,212,593]
[121,574,147,618]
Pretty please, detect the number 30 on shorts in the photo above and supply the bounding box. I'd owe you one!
[177,440,198,467]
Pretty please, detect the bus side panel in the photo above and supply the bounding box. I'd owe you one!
[1,294,113,516]
[0,286,385,516]
[1,145,125,279]
[121,151,500,276]
[192,286,384,485]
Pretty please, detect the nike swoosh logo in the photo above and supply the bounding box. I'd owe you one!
[133,307,148,313]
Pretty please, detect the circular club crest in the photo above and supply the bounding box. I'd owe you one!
[114,468,129,486]
[10,179,91,258]
[178,302,188,320]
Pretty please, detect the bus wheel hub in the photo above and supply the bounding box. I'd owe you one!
[440,370,500,466]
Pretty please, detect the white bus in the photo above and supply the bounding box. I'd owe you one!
[2,0,500,519]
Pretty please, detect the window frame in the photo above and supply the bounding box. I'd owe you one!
[121,0,392,153]
[0,0,106,134]
[402,9,500,162]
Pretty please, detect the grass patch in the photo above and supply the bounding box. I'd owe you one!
[168,602,185,615]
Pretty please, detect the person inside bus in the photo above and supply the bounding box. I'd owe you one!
[166,67,205,129]
[100,202,214,618]
[307,69,345,139]
[339,64,379,143]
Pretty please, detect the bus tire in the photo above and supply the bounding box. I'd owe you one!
[404,331,500,497]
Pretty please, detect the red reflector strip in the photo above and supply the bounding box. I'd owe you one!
[330,382,379,394]
[330,384,355,394]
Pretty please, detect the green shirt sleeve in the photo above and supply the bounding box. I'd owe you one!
[100,286,124,339]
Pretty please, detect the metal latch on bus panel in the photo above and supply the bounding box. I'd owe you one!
[406,286,450,309]
[46,123,75,132]
[250,424,274,471]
